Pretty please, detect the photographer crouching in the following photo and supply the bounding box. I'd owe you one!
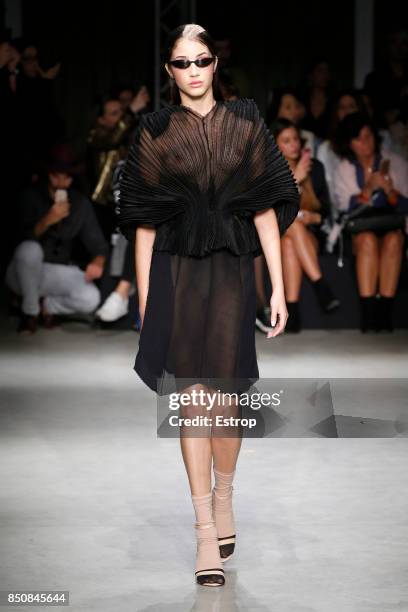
[5,144,109,334]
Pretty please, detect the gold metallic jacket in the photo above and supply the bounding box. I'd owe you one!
[87,110,139,206]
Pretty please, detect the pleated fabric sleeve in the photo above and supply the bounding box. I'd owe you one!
[226,100,300,236]
[115,113,185,241]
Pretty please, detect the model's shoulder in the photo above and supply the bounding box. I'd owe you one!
[138,105,174,139]
[224,97,260,121]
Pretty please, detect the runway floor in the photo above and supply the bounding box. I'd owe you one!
[0,321,407,611]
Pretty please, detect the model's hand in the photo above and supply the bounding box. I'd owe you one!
[267,290,288,338]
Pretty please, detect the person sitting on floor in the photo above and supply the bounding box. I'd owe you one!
[5,143,109,334]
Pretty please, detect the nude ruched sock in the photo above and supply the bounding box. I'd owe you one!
[212,468,236,560]
[191,492,224,586]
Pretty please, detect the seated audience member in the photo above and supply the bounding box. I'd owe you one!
[270,118,340,332]
[5,144,109,334]
[266,87,318,155]
[114,82,150,142]
[360,90,396,154]
[94,160,141,329]
[317,89,367,207]
[255,89,321,333]
[363,28,408,133]
[333,112,408,332]
[86,87,150,242]
[11,37,64,183]
[296,57,336,140]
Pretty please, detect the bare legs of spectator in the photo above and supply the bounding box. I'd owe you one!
[352,229,404,332]
[280,219,340,332]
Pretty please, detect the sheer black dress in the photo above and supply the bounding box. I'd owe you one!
[116,98,299,396]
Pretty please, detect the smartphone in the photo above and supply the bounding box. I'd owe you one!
[55,189,67,203]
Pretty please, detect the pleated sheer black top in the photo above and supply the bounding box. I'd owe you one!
[116,97,300,257]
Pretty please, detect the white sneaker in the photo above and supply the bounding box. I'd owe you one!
[95,291,129,322]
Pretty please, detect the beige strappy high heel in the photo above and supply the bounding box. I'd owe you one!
[192,492,225,587]
[212,468,236,562]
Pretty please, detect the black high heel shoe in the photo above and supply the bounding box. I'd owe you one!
[194,521,225,587]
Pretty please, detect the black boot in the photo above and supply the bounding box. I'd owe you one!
[311,277,340,313]
[285,301,301,333]
[375,295,395,332]
[359,296,377,333]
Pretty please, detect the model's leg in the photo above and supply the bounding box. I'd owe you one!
[180,434,212,496]
[209,388,243,562]
[211,437,240,561]
[179,383,224,586]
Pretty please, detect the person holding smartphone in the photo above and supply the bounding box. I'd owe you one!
[5,144,109,334]
[268,117,340,332]
[333,112,408,332]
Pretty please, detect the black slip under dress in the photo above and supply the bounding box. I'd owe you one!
[135,247,259,396]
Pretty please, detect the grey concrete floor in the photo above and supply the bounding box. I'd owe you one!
[0,321,407,611]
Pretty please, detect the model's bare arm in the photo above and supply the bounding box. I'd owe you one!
[253,208,288,337]
[135,225,156,328]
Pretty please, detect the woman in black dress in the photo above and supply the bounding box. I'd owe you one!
[270,117,340,332]
[116,24,299,587]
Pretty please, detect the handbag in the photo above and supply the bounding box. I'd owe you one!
[344,203,406,234]
[326,202,407,269]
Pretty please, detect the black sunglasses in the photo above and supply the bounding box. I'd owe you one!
[168,56,216,70]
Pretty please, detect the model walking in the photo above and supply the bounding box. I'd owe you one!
[116,24,300,587]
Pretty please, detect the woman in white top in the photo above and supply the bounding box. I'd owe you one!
[333,112,408,332]
[266,87,318,155]
[317,89,367,209]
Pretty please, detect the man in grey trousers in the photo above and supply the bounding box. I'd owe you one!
[5,144,109,333]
